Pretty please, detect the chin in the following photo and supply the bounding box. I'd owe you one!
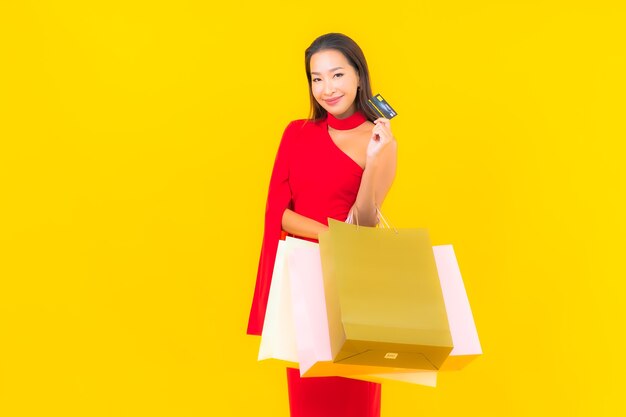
[318,100,353,118]
[331,109,352,118]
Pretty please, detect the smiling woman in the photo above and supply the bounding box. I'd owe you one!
[309,51,361,119]
[306,37,380,123]
[247,32,398,417]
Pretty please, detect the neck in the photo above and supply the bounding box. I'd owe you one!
[326,110,367,130]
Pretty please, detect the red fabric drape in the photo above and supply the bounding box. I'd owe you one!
[248,113,381,416]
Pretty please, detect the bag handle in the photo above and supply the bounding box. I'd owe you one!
[345,205,398,233]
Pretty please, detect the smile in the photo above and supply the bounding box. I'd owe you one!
[325,96,343,106]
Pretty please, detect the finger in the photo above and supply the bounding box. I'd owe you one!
[372,124,389,136]
[373,122,391,136]
[376,133,390,145]
[375,129,392,144]
[374,121,388,130]
[372,123,389,134]
[370,131,386,143]
[378,120,392,131]
[376,126,394,142]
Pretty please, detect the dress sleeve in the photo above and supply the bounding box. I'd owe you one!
[246,121,297,336]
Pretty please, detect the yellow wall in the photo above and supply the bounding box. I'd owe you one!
[1,1,625,415]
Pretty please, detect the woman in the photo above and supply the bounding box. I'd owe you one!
[247,33,397,417]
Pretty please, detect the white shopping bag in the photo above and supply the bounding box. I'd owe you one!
[257,239,298,364]
[433,245,482,370]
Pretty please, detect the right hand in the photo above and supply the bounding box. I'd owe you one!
[367,118,396,162]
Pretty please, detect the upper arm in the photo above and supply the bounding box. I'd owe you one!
[266,121,299,218]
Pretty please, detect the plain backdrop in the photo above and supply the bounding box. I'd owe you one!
[1,1,625,416]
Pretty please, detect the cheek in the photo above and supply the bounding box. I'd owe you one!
[342,77,358,95]
[311,83,323,98]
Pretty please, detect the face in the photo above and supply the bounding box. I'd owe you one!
[310,49,360,119]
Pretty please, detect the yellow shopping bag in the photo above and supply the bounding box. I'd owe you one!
[285,238,438,386]
[319,219,453,370]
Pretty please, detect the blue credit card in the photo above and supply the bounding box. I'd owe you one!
[367,94,398,119]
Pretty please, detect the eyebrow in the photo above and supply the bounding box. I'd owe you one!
[310,67,344,75]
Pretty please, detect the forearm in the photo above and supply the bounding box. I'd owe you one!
[281,208,329,239]
[352,161,379,227]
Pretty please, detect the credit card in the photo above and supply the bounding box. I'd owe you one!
[367,94,398,119]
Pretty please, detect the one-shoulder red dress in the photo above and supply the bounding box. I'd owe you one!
[247,110,381,417]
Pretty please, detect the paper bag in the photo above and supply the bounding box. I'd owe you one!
[433,245,482,370]
[286,238,438,386]
[257,239,298,365]
[318,219,453,370]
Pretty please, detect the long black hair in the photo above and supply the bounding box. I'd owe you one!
[304,33,378,123]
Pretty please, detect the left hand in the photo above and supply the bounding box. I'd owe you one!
[366,118,396,161]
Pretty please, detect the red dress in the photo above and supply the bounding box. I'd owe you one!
[247,110,381,417]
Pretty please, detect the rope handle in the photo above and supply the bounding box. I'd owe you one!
[345,205,398,233]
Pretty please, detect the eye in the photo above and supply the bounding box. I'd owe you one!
[334,73,344,78]
[312,77,321,82]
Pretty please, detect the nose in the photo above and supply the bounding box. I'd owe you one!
[323,80,336,96]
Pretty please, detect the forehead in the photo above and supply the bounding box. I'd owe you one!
[310,49,351,72]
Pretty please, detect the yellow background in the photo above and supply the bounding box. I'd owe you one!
[1,1,625,415]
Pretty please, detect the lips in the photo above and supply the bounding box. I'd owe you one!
[325,96,343,106]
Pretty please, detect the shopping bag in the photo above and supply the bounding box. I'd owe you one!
[318,219,453,370]
[433,245,482,370]
[256,236,401,373]
[257,239,298,365]
[286,238,438,387]
[284,239,331,372]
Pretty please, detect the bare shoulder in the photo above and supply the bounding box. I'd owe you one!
[361,120,375,130]
[356,120,375,138]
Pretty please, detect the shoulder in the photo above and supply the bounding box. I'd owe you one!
[357,120,375,133]
[281,118,324,142]
[284,118,321,133]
